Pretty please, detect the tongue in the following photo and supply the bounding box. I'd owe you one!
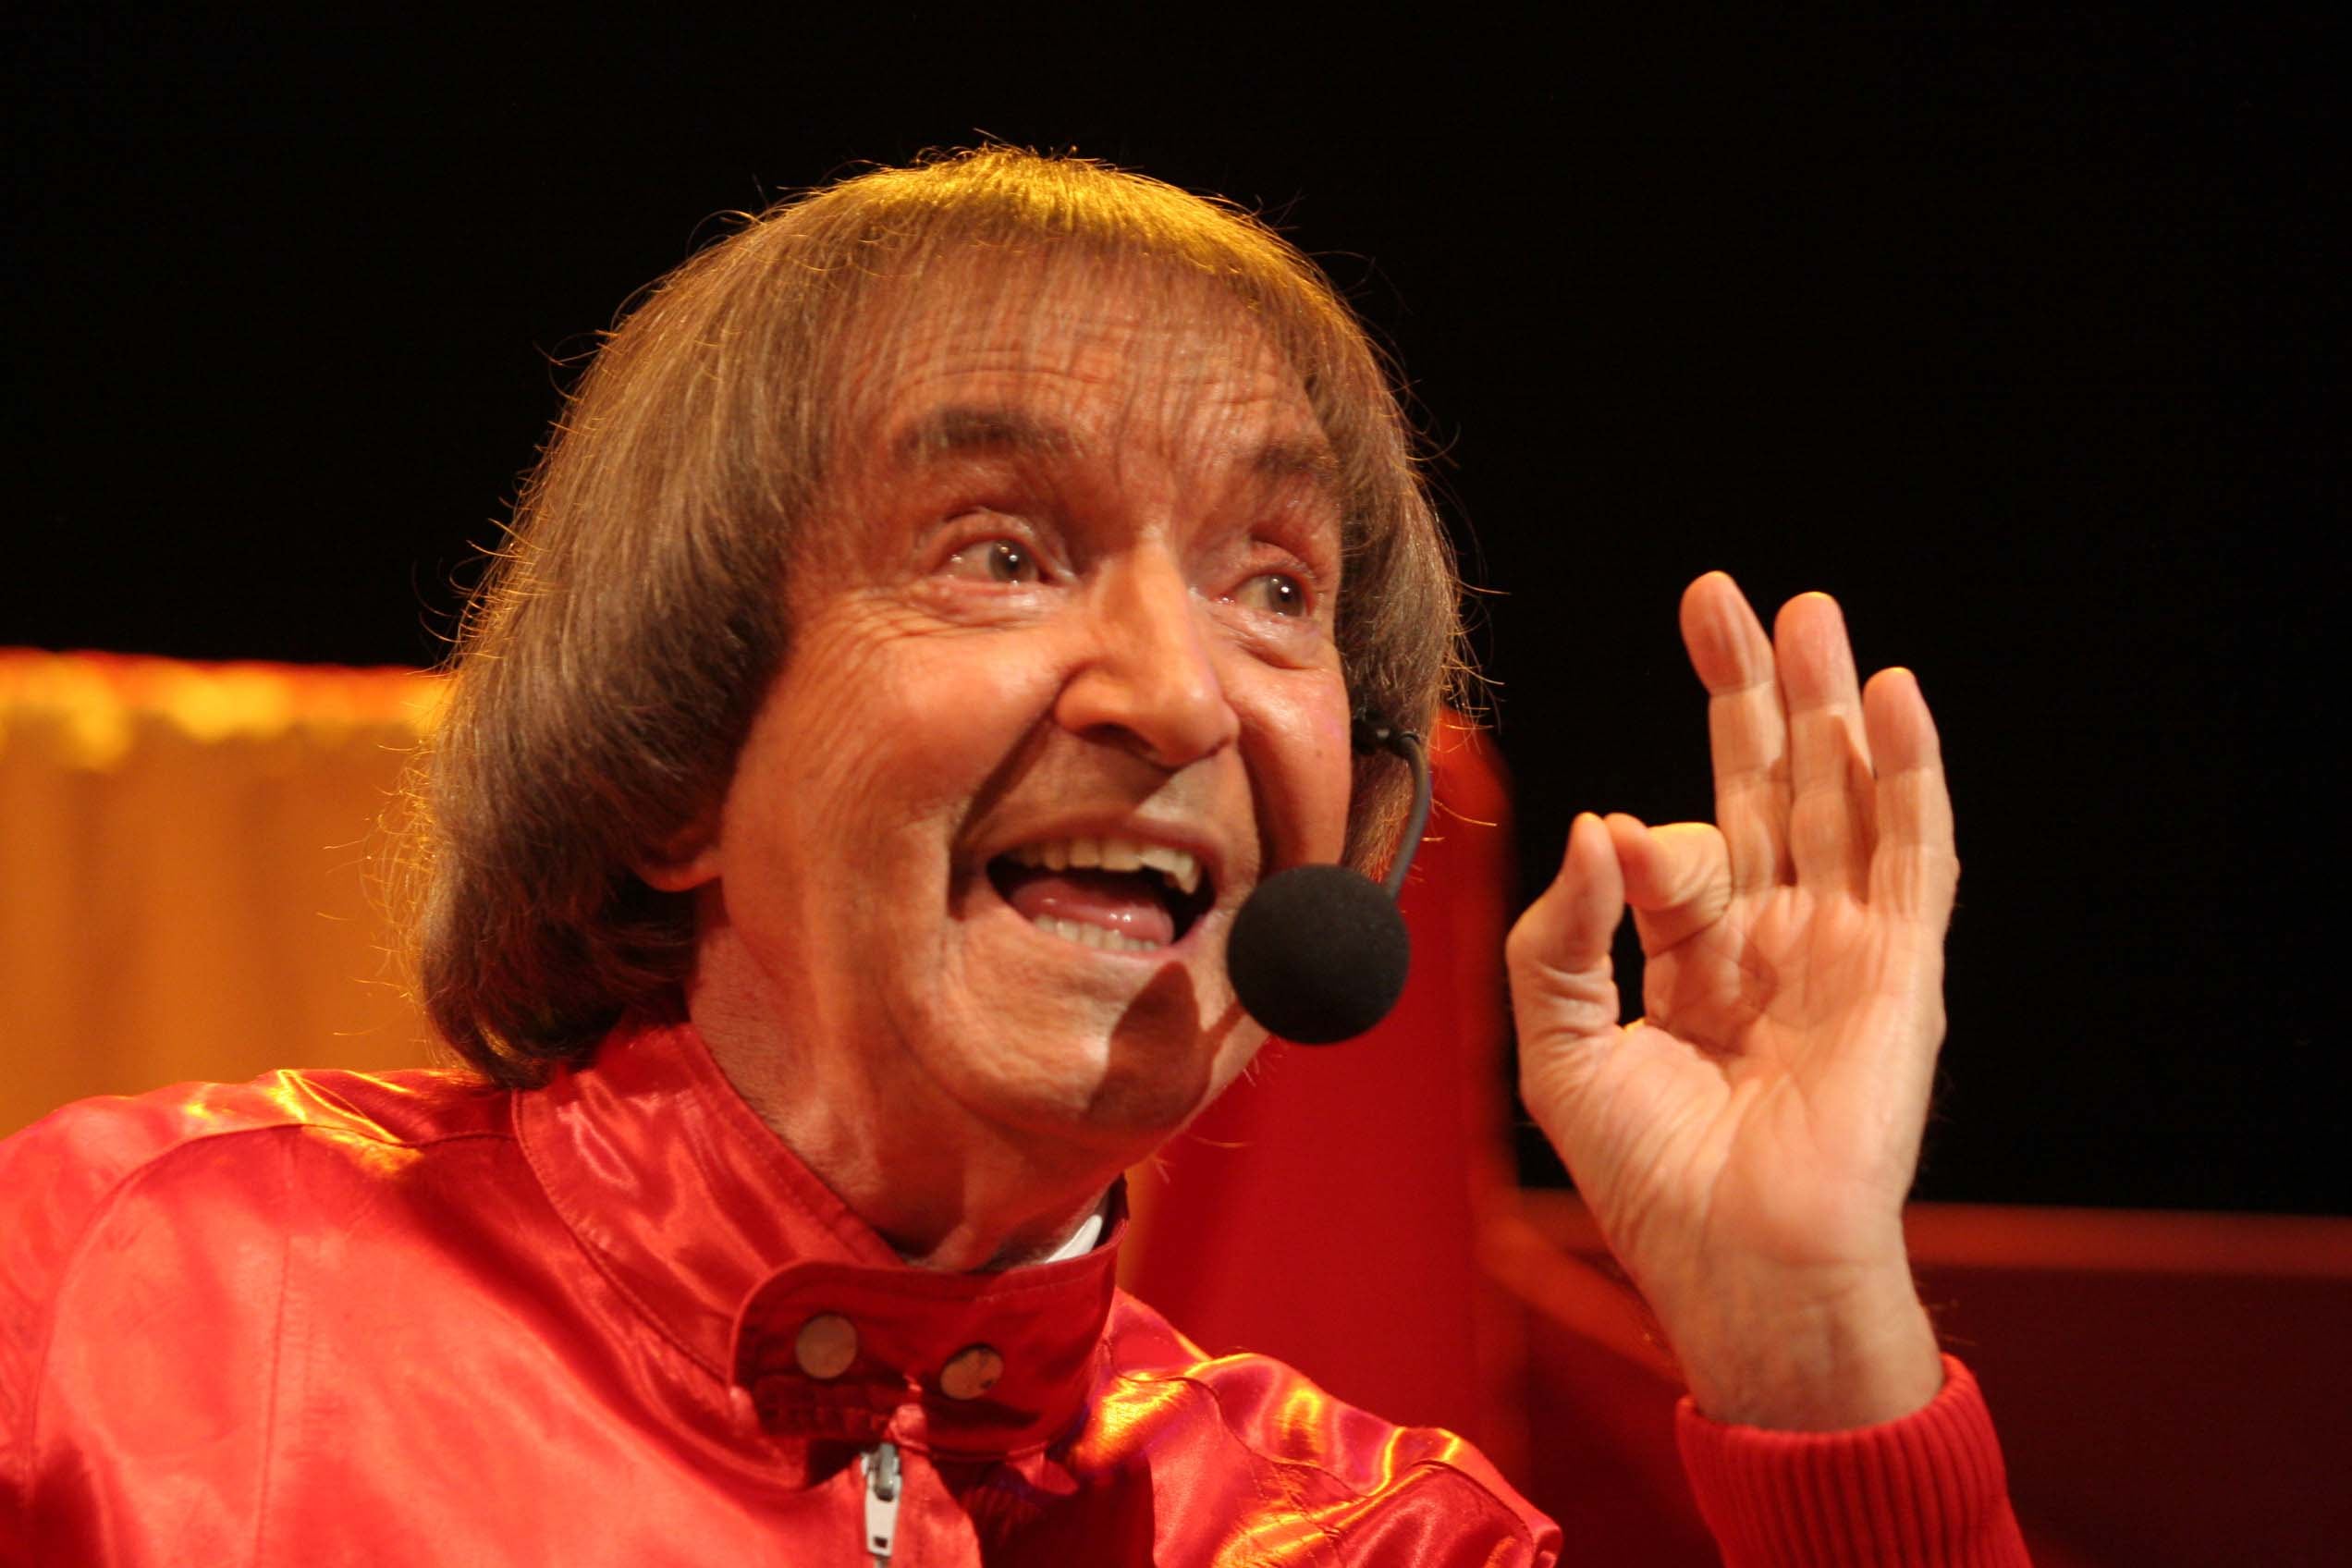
[1000,867,1177,947]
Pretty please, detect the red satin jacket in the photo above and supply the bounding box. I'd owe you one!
[1,1018,2024,1565]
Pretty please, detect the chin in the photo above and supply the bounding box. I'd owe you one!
[957,984,1261,1157]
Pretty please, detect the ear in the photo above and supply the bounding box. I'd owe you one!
[635,816,723,893]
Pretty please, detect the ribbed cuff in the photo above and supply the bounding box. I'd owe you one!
[1675,1354,2029,1567]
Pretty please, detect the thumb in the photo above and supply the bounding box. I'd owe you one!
[1506,812,1628,1051]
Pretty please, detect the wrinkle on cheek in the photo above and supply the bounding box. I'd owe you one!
[741,605,932,837]
[767,598,1065,852]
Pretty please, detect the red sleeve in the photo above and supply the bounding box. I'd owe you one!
[1675,1355,2029,1567]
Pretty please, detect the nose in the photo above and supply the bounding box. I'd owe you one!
[1054,546,1240,768]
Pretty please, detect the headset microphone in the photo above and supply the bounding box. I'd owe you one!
[1225,714,1432,1045]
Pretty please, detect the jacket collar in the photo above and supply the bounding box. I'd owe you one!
[515,1013,1124,1457]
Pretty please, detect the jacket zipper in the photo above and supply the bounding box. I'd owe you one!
[862,1440,901,1564]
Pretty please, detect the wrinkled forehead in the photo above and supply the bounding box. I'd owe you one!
[822,251,1330,490]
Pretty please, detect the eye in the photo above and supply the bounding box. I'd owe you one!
[1232,571,1310,618]
[943,538,1043,585]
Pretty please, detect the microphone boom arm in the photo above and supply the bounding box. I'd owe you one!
[1352,716,1430,899]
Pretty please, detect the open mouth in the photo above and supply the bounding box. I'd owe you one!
[984,836,1216,954]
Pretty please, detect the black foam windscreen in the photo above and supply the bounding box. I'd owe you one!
[1226,863,1411,1045]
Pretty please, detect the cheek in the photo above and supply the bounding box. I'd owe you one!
[759,610,1060,825]
[1253,668,1354,864]
[862,638,1065,803]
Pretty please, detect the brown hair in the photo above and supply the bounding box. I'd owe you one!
[395,147,1466,1084]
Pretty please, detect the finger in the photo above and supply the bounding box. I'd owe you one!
[1680,572,1791,892]
[1608,814,1732,956]
[1862,667,1959,925]
[1505,813,1626,1048]
[1773,593,1875,899]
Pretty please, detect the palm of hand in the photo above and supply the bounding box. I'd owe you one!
[1510,574,1957,1339]
[1565,882,1944,1293]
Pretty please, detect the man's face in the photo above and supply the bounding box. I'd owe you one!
[686,265,1353,1156]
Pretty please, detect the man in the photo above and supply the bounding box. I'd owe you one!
[1,149,2026,1562]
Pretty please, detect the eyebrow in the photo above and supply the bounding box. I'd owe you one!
[1250,434,1342,501]
[889,405,1075,465]
[888,403,1341,502]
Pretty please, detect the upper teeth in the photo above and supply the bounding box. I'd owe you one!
[1006,837,1203,896]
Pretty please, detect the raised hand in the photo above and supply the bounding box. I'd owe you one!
[1507,572,1955,1430]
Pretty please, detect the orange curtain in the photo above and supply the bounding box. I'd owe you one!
[0,651,441,1137]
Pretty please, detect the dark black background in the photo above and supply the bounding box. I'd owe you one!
[6,23,2336,1212]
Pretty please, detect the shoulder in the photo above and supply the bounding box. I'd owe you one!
[1093,1289,1559,1563]
[0,1068,530,1539]
[4,1065,508,1205]
[1,1067,512,1327]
